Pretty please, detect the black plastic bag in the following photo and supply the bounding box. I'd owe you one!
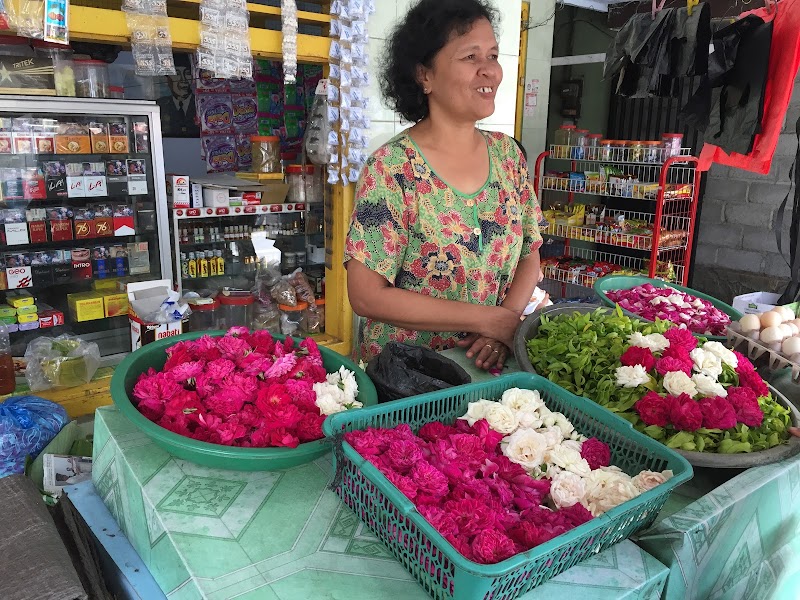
[366,342,471,403]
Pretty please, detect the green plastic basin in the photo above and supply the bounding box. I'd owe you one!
[593,275,742,342]
[110,331,377,471]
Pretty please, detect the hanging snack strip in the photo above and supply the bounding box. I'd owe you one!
[327,0,374,185]
[3,0,69,43]
[281,0,297,85]
[122,0,175,76]
[197,0,252,80]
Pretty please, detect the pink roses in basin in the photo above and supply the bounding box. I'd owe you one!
[345,388,673,565]
[132,328,362,449]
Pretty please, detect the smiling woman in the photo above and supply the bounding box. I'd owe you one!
[344,0,545,371]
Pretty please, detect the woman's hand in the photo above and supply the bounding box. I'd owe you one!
[790,427,800,438]
[457,334,510,370]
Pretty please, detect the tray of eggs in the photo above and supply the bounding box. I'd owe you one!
[727,306,800,384]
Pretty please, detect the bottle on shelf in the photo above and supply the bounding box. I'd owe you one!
[180,252,188,278]
[208,250,217,276]
[0,323,14,395]
[199,251,209,278]
[188,252,197,278]
[215,250,225,275]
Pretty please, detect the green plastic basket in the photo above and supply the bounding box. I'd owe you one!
[110,331,378,471]
[323,373,692,600]
[593,275,742,342]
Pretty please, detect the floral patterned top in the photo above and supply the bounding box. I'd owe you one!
[345,130,543,361]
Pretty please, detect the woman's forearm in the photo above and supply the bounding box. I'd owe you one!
[501,251,541,314]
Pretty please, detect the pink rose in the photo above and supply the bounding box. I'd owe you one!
[508,521,547,550]
[733,351,754,373]
[206,358,236,382]
[227,326,251,337]
[217,335,251,359]
[191,335,222,361]
[296,413,325,442]
[255,383,291,415]
[444,498,495,537]
[448,433,488,465]
[214,422,248,446]
[263,353,299,381]
[418,421,457,443]
[559,503,593,527]
[209,387,249,415]
[635,391,672,427]
[249,329,276,355]
[444,534,475,561]
[620,347,656,371]
[418,505,458,538]
[698,396,738,430]
[386,439,424,473]
[470,529,517,564]
[669,394,703,431]
[411,461,449,498]
[664,327,698,353]
[469,419,504,453]
[268,428,300,448]
[655,356,693,376]
[133,371,182,405]
[580,438,611,469]
[736,368,769,398]
[383,469,419,500]
[726,386,764,427]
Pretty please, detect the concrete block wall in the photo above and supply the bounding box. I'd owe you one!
[691,77,800,301]
[365,0,522,154]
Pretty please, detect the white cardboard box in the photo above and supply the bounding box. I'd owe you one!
[166,174,190,208]
[203,187,229,208]
[127,279,186,350]
[732,292,782,315]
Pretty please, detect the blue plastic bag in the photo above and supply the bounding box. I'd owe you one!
[0,396,68,478]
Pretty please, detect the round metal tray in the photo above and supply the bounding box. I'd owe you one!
[514,305,800,468]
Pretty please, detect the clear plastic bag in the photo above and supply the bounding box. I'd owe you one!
[0,395,68,477]
[24,335,101,392]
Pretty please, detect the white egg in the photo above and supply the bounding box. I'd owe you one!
[778,306,796,321]
[787,323,800,336]
[760,311,783,329]
[760,325,786,344]
[771,342,784,353]
[739,314,762,333]
[783,337,800,356]
[779,324,795,339]
[790,319,800,331]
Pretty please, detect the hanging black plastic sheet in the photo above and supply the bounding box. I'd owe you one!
[774,116,800,304]
[604,4,711,98]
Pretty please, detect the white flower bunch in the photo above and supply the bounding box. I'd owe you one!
[627,332,670,353]
[615,365,651,388]
[458,388,673,516]
[313,367,362,416]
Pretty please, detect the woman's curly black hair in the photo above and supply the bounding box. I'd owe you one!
[380,0,499,124]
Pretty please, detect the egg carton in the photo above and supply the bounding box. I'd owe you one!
[726,327,800,384]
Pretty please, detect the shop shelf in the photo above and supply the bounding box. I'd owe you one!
[548,145,693,164]
[323,372,692,600]
[540,177,694,201]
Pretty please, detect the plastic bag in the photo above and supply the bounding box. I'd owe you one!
[289,269,316,306]
[24,335,101,392]
[366,342,472,404]
[0,395,68,477]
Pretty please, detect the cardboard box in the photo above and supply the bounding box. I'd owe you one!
[67,291,105,322]
[6,290,33,307]
[28,220,48,243]
[127,242,150,275]
[16,303,37,315]
[190,182,204,208]
[104,292,128,317]
[127,280,187,350]
[39,308,65,328]
[89,122,110,153]
[0,56,56,96]
[732,292,782,315]
[166,175,190,208]
[203,187,229,208]
[17,312,38,323]
[0,306,15,318]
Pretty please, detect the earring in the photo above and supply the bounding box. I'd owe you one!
[423,88,429,94]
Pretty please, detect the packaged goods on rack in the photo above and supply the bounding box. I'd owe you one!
[196,0,251,80]
[122,0,175,77]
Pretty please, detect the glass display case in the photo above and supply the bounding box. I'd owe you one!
[0,97,172,357]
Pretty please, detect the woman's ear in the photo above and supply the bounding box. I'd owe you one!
[416,64,431,95]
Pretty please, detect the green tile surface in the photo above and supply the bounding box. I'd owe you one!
[93,406,668,599]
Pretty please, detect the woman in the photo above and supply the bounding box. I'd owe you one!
[345,0,542,370]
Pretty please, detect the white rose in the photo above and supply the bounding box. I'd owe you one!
[545,445,591,478]
[313,381,345,405]
[662,371,698,398]
[702,341,738,368]
[549,471,586,509]
[315,392,344,416]
[539,427,563,450]
[632,470,674,492]
[483,403,519,434]
[692,373,727,398]
[551,412,575,438]
[501,388,545,414]
[518,410,543,429]
[502,428,549,470]
[338,366,359,400]
[458,399,496,426]
[690,348,723,379]
[561,439,583,454]
[582,468,641,516]
[615,365,651,388]
[627,332,669,353]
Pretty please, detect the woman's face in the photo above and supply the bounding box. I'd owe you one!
[419,18,502,124]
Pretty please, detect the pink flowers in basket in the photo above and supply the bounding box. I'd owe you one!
[131,328,362,448]
[345,388,673,565]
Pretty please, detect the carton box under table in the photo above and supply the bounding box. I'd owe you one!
[92,407,669,600]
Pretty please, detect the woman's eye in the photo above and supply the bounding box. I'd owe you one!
[490,54,499,60]
[464,54,475,60]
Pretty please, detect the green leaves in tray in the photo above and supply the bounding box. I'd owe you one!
[525,307,791,454]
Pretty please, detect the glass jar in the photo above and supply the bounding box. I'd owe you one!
[279,301,308,336]
[286,164,317,203]
[0,36,34,57]
[74,59,109,98]
[662,133,684,158]
[282,251,297,273]
[599,139,614,162]
[553,124,576,158]
[586,134,603,161]
[251,135,281,173]
[108,85,124,99]
[571,129,589,160]
[629,141,644,162]
[611,141,627,162]
[643,141,662,163]
[33,41,75,97]
[186,298,219,332]
[218,293,255,329]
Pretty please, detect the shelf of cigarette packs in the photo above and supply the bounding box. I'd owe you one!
[534,147,700,288]
[173,203,325,296]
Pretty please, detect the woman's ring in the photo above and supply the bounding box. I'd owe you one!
[493,349,499,354]
[485,344,492,350]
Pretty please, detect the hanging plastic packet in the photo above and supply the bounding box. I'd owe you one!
[329,64,341,82]
[327,166,340,185]
[43,0,68,44]
[327,83,340,104]
[203,135,237,172]
[235,133,252,170]
[15,0,45,39]
[198,94,234,135]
